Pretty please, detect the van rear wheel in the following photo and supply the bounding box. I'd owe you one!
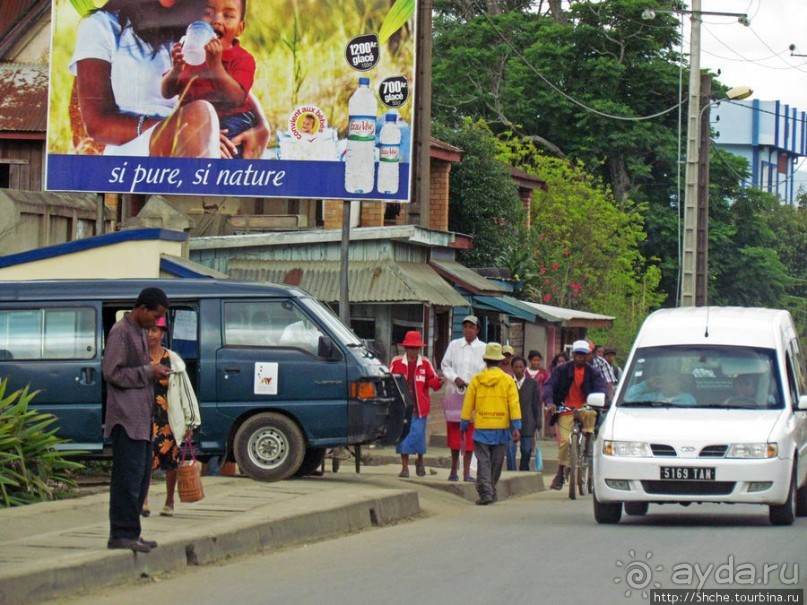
[234,413,305,482]
[796,481,807,517]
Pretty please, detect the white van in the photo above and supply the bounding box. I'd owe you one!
[590,307,807,525]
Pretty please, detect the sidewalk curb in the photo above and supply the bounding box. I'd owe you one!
[0,489,420,605]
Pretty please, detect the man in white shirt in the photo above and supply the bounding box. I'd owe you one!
[441,315,486,481]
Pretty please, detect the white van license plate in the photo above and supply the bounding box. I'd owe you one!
[660,466,715,481]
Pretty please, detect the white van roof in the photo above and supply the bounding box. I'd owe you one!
[634,307,794,350]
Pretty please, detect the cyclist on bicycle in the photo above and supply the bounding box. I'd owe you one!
[542,340,607,490]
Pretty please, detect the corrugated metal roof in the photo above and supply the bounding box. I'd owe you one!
[429,260,506,295]
[0,63,48,132]
[226,259,469,307]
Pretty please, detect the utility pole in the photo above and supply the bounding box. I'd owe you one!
[680,0,702,307]
[695,73,712,307]
[411,0,432,228]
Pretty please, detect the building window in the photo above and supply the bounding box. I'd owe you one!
[0,164,10,188]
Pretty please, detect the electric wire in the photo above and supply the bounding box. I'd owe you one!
[477,10,685,122]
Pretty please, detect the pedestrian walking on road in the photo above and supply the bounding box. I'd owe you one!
[102,287,170,553]
[460,343,522,505]
[390,331,443,478]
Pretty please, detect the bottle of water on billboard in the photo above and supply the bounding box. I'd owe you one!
[377,112,401,195]
[345,77,377,194]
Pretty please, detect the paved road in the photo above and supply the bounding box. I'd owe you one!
[59,490,806,605]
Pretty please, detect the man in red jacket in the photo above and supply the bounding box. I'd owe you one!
[390,331,444,478]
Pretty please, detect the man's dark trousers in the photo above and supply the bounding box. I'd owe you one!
[474,442,507,502]
[109,424,153,540]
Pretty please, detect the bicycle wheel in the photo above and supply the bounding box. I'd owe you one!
[568,428,578,500]
[576,434,585,497]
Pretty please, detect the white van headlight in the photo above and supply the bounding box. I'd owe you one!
[725,443,778,459]
[603,441,652,457]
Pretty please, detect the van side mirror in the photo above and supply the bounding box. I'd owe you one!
[318,335,338,359]
[587,392,606,408]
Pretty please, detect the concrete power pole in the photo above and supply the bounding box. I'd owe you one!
[695,73,712,307]
[680,0,702,307]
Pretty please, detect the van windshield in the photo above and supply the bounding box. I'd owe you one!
[617,345,783,410]
[299,297,362,346]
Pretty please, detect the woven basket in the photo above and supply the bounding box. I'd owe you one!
[178,442,205,503]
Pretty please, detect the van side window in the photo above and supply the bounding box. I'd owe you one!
[0,307,95,360]
[788,339,806,396]
[224,301,324,355]
[785,355,800,409]
[170,308,198,360]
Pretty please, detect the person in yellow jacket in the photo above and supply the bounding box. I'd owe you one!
[460,343,522,505]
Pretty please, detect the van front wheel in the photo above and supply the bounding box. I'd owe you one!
[769,468,797,526]
[234,413,305,482]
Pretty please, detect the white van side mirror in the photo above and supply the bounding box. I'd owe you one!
[798,395,807,411]
[587,392,606,408]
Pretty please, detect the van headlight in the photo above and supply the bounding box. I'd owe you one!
[725,443,778,458]
[603,441,652,457]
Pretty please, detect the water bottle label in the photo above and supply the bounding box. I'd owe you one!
[379,144,400,163]
[348,116,376,142]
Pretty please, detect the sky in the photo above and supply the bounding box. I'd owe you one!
[682,0,807,190]
[687,0,807,110]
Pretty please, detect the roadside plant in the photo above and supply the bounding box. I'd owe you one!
[0,378,83,507]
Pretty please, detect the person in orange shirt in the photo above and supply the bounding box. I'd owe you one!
[541,340,606,490]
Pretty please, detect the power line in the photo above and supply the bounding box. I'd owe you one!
[477,11,685,122]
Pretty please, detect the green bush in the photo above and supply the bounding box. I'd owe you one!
[0,378,84,507]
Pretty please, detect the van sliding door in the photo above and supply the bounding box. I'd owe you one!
[0,303,103,451]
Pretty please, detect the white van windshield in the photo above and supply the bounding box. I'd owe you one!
[618,345,783,410]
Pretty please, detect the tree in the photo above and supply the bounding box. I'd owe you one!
[496,133,665,355]
[433,120,526,267]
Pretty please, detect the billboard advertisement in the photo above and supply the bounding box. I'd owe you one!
[46,0,416,201]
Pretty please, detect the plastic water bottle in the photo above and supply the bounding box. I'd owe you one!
[345,77,377,194]
[376,113,401,195]
[181,21,216,66]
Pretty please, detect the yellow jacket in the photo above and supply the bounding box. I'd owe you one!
[461,366,521,429]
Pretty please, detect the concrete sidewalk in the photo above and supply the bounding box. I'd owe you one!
[0,439,558,605]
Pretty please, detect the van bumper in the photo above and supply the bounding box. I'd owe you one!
[347,375,406,445]
[593,455,792,505]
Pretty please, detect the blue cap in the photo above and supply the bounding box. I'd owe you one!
[385,114,397,122]
[359,77,370,85]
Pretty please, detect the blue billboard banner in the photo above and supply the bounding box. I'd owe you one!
[46,155,410,199]
[46,0,416,201]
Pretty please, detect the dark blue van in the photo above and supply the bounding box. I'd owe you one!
[0,279,405,481]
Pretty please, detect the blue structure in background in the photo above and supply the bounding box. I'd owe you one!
[713,99,806,205]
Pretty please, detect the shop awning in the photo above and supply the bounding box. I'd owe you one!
[429,260,506,295]
[474,295,545,322]
[225,259,469,307]
[475,295,615,328]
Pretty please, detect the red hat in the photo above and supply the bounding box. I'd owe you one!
[156,317,168,330]
[400,331,427,348]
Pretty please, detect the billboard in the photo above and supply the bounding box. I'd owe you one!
[46,0,416,202]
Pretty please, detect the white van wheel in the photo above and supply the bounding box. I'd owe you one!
[795,470,807,517]
[234,413,305,481]
[769,468,797,526]
[593,489,622,524]
[624,502,649,516]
